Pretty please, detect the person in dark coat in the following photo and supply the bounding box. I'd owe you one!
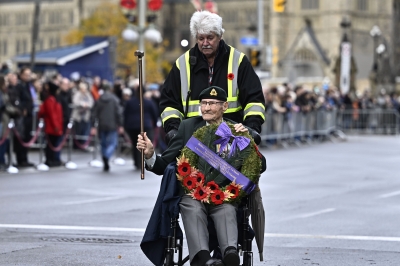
[14,67,35,167]
[58,78,73,132]
[123,87,158,171]
[38,82,64,167]
[159,11,265,145]
[0,75,8,170]
[138,86,265,266]
[91,84,123,171]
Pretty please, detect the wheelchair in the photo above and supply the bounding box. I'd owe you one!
[164,197,254,266]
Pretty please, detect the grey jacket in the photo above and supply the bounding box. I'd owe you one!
[71,91,94,122]
[91,91,122,131]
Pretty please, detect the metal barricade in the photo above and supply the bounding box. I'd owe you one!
[336,109,399,135]
[260,109,341,146]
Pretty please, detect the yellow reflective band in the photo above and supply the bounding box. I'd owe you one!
[184,51,190,92]
[182,99,200,105]
[244,102,265,111]
[162,114,183,124]
[224,106,243,113]
[243,103,266,120]
[186,111,200,117]
[227,47,235,98]
[238,53,245,64]
[161,107,184,125]
[227,95,238,102]
[244,111,265,120]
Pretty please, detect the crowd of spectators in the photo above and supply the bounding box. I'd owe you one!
[264,83,400,116]
[0,67,163,172]
[262,83,400,144]
[1,63,399,171]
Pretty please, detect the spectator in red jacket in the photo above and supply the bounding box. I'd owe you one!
[38,82,64,167]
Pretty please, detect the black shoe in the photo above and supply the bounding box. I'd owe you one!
[18,161,35,168]
[223,248,240,266]
[205,258,224,266]
[45,161,57,167]
[102,157,109,171]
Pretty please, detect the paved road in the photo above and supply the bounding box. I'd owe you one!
[0,136,399,265]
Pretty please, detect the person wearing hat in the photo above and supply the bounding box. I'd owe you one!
[137,86,263,266]
[91,83,123,171]
[160,10,265,146]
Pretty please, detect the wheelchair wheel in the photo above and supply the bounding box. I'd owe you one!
[164,250,174,266]
[242,252,253,266]
[164,236,174,266]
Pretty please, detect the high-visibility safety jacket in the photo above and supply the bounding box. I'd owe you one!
[160,40,265,133]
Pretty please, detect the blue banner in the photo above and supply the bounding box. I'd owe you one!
[185,136,256,194]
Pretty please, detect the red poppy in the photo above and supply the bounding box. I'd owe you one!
[177,162,192,177]
[194,172,205,184]
[226,184,240,199]
[211,189,225,205]
[193,185,210,202]
[227,73,234,80]
[206,181,220,193]
[183,176,197,190]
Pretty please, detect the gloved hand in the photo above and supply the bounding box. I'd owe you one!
[165,129,178,145]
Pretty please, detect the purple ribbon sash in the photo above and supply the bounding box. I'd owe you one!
[213,122,250,157]
[185,136,256,194]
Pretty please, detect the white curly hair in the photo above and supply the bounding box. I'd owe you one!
[190,11,225,39]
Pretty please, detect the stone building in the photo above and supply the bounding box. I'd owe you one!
[270,0,400,94]
[0,0,118,67]
[1,0,399,94]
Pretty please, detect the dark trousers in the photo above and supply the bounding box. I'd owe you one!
[74,120,91,147]
[13,116,32,164]
[125,128,153,169]
[45,134,62,166]
[0,139,9,165]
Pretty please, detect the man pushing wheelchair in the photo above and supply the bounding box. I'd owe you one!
[137,86,266,266]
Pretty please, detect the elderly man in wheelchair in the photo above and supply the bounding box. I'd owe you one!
[137,86,266,266]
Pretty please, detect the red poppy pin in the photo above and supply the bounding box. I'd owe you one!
[227,73,234,80]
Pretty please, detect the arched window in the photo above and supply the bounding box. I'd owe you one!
[294,49,317,62]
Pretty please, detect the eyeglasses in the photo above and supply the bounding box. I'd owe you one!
[200,100,224,107]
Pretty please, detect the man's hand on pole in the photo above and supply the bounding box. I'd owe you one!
[137,132,154,159]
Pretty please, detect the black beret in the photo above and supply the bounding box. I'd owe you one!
[198,86,227,101]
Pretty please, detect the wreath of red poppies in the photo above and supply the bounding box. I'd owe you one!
[176,123,261,205]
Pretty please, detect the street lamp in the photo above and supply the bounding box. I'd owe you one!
[180,39,189,48]
[376,43,386,55]
[121,0,163,82]
[370,25,381,74]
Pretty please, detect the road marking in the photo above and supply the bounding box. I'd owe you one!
[63,196,127,205]
[1,224,400,242]
[296,208,336,218]
[265,233,400,242]
[0,224,145,232]
[379,190,400,198]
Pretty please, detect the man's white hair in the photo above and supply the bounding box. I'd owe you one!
[190,11,225,39]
